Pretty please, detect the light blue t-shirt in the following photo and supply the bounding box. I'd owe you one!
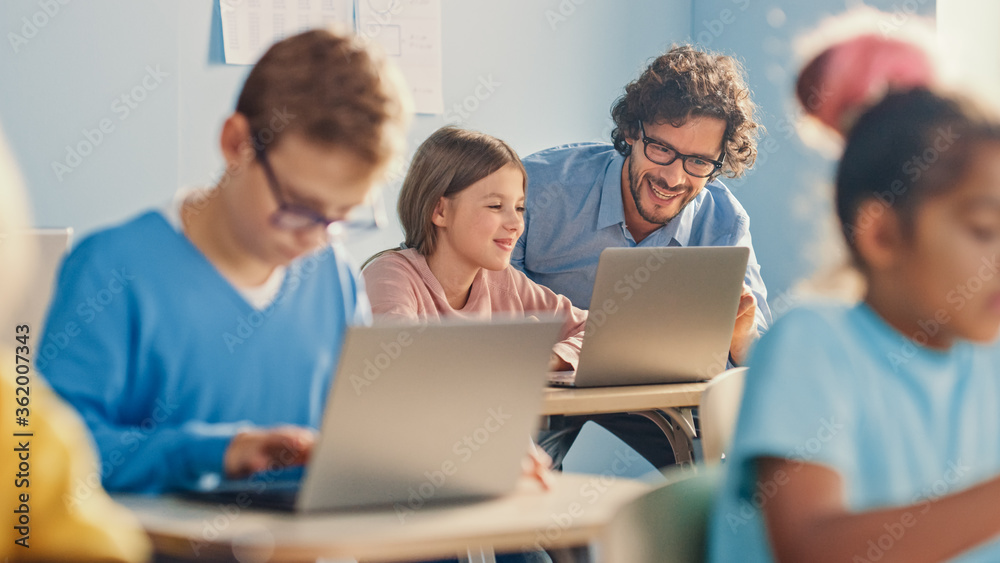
[709,302,1000,562]
[40,211,370,493]
[513,143,770,332]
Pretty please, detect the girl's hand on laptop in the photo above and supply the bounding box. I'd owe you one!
[530,315,572,371]
[548,353,572,372]
[524,441,554,491]
[729,284,759,366]
[224,425,316,478]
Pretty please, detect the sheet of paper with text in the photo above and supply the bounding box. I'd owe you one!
[356,0,444,114]
[219,0,354,65]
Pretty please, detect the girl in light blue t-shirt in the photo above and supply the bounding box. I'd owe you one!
[710,88,1000,563]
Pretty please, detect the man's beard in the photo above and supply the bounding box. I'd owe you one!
[627,157,690,225]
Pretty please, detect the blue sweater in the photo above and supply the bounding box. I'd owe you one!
[39,212,368,493]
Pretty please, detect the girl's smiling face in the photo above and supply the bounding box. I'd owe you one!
[431,164,525,273]
[869,142,1000,348]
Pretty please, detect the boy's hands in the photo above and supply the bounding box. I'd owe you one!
[224,426,316,478]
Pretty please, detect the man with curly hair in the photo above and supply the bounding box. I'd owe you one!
[515,45,771,468]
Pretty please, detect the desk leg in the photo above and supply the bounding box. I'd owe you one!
[548,545,590,563]
[627,407,697,466]
[459,545,497,563]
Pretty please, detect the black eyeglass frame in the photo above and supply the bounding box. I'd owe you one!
[254,147,344,232]
[637,121,725,179]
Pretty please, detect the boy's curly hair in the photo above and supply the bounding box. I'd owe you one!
[611,45,759,179]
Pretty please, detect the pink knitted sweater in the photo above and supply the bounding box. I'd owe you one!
[362,249,587,368]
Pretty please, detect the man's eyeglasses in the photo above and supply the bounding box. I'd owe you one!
[638,122,724,178]
[255,147,383,238]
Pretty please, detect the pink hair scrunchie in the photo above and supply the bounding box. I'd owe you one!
[797,34,936,135]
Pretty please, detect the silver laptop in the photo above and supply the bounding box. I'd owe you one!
[550,246,749,387]
[199,318,563,512]
[6,228,73,337]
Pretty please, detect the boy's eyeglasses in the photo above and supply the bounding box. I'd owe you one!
[638,121,725,178]
[255,147,384,238]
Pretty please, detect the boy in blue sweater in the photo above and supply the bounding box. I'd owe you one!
[39,29,410,493]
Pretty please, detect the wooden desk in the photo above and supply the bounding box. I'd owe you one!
[542,382,709,465]
[115,474,649,563]
[542,382,707,416]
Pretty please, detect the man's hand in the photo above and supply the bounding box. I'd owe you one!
[729,283,759,366]
[224,425,316,479]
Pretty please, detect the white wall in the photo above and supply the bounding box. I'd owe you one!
[937,0,1000,102]
[2,0,690,266]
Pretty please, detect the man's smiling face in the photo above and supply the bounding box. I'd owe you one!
[623,116,727,229]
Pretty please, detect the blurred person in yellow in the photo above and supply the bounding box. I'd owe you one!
[0,129,150,561]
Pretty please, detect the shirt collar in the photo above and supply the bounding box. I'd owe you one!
[654,189,700,247]
[595,150,701,247]
[597,151,627,231]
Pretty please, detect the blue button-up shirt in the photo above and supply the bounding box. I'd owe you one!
[513,142,771,332]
